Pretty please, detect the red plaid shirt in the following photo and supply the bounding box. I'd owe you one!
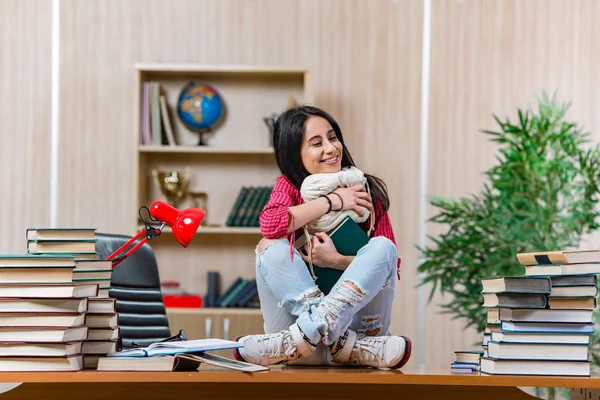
[259,175,401,279]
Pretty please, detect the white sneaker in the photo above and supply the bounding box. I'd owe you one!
[233,323,316,366]
[344,335,412,370]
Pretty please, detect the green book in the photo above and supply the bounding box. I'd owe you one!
[225,187,248,227]
[295,216,370,295]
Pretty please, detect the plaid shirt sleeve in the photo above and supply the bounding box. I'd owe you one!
[259,176,302,239]
[372,206,401,279]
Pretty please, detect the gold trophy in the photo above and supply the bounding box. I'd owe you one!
[152,167,191,207]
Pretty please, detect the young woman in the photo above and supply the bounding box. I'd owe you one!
[233,105,411,369]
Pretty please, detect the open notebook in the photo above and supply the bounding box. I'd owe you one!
[107,339,242,358]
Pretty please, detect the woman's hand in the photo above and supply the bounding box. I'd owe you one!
[300,232,352,270]
[329,185,372,217]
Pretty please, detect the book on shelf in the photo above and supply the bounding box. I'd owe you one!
[214,277,259,308]
[141,81,177,146]
[204,270,220,307]
[226,186,273,227]
[151,81,161,145]
[159,95,176,146]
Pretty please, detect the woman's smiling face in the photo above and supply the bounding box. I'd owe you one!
[300,116,343,175]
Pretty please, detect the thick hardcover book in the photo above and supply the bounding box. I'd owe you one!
[295,216,370,295]
[481,293,548,308]
[480,276,551,294]
[97,353,201,372]
[516,249,600,265]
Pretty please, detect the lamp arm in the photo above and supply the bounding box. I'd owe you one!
[107,225,162,269]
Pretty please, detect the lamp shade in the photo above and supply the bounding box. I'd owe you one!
[149,201,205,247]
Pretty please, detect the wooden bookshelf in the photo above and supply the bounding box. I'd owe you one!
[138,145,274,155]
[140,225,262,235]
[133,63,312,325]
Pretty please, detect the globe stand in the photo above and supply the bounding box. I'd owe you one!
[196,129,210,146]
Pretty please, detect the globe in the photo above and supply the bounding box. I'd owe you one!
[177,82,224,144]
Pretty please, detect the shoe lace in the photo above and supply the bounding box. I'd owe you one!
[349,337,385,365]
[257,332,297,359]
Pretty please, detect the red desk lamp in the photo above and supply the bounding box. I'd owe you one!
[107,201,206,268]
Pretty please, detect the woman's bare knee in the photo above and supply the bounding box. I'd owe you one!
[257,237,278,253]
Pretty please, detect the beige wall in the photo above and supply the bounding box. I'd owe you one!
[425,0,600,368]
[2,0,599,369]
[0,0,52,254]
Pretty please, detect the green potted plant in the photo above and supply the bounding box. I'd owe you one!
[417,93,600,398]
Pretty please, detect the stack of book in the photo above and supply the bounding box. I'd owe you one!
[479,249,600,376]
[26,228,120,369]
[451,350,483,373]
[0,254,98,371]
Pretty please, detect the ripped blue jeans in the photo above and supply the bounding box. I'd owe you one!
[255,236,397,355]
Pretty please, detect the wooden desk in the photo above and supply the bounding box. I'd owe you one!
[0,367,596,399]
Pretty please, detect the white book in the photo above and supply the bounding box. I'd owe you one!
[481,357,590,376]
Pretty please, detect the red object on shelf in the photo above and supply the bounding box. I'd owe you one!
[163,294,202,308]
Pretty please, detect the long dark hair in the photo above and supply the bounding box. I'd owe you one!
[272,105,390,211]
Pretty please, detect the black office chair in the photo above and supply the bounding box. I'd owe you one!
[95,233,171,349]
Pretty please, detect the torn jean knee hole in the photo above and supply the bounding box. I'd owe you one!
[359,314,381,336]
[315,280,366,341]
[278,286,322,313]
